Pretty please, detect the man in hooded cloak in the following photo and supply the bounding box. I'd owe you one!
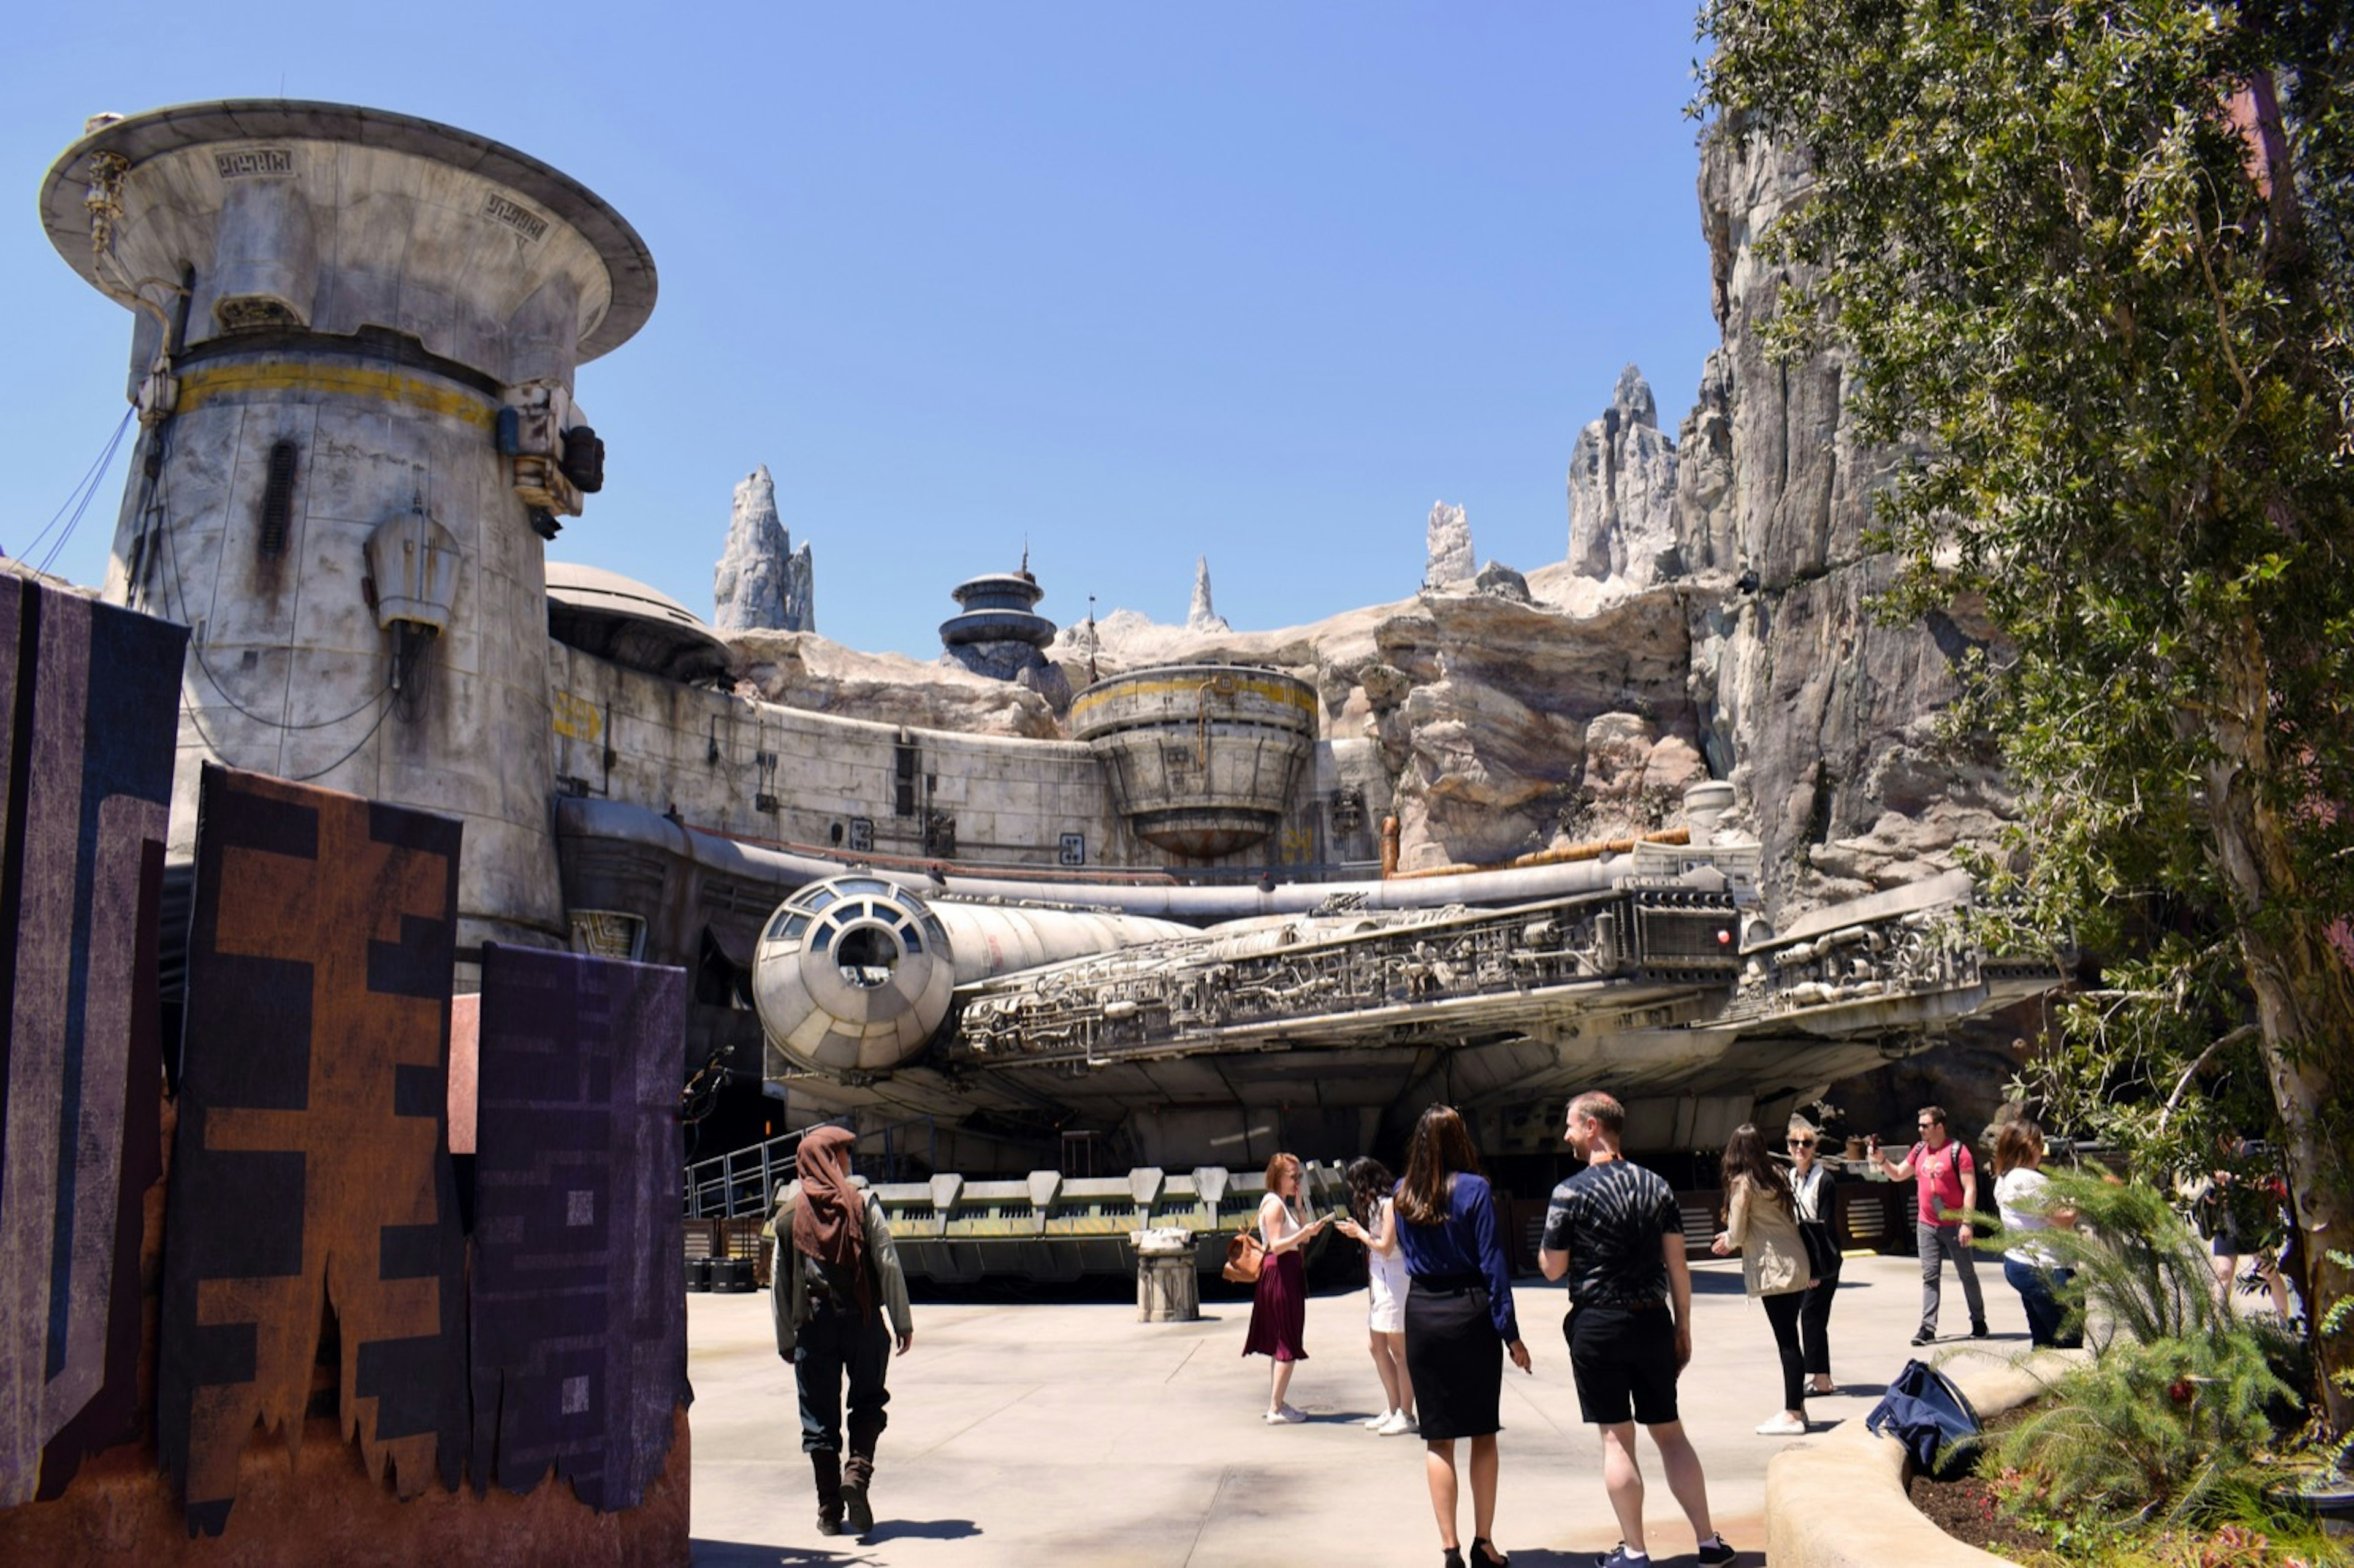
[770,1124,914,1536]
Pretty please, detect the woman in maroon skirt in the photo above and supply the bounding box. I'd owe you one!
[1244,1151,1330,1422]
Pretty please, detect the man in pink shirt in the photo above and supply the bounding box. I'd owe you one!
[1868,1105,1988,1345]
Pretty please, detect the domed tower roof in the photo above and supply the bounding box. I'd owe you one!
[940,566,1054,651]
[546,562,733,684]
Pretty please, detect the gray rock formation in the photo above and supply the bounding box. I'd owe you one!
[713,465,815,633]
[1367,590,1702,866]
[1471,561,1532,603]
[1036,581,1706,872]
[1672,129,2014,918]
[1186,556,1229,633]
[1424,502,1474,588]
[1567,365,1682,584]
[733,630,1061,739]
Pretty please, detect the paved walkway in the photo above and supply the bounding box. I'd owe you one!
[688,1253,2032,1567]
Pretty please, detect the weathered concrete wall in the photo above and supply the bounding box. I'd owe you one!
[0,1102,688,1567]
[0,1402,691,1568]
[549,642,1349,876]
[122,369,564,949]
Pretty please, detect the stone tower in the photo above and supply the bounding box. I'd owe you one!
[39,102,657,953]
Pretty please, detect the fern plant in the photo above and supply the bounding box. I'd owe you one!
[1981,1168,2296,1526]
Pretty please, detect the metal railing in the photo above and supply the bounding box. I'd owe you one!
[683,1114,939,1219]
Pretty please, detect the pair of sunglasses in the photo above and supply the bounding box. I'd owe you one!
[1787,1137,1815,1148]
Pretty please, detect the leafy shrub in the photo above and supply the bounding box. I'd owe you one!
[1985,1168,2295,1526]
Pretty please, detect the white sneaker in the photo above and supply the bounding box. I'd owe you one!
[1376,1410,1417,1436]
[1363,1409,1394,1429]
[1265,1404,1306,1425]
[1754,1412,1808,1436]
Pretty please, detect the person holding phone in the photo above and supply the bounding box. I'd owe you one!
[1708,1122,1814,1436]
[1243,1152,1329,1423]
[1869,1105,1988,1345]
[1336,1155,1417,1435]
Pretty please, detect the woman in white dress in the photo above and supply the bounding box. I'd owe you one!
[1337,1156,1417,1435]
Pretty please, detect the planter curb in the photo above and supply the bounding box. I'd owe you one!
[1765,1345,2090,1565]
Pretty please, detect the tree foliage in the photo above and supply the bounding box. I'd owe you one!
[1695,0,2354,1431]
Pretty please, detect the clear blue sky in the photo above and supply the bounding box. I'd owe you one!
[4,3,1721,659]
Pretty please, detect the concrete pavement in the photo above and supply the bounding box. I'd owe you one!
[686,1253,2033,1567]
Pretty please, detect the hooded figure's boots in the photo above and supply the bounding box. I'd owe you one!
[810,1452,845,1536]
[842,1447,876,1535]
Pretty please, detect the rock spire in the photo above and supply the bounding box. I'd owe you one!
[1567,365,1680,584]
[1424,501,1473,588]
[1186,556,1229,633]
[713,464,815,633]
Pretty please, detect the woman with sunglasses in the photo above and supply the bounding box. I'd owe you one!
[1785,1117,1840,1396]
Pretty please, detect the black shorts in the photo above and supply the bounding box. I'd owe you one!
[1566,1303,1678,1426]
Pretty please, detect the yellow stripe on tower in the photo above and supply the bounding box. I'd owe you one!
[172,362,497,427]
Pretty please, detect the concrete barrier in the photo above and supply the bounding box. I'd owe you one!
[1766,1345,2088,1566]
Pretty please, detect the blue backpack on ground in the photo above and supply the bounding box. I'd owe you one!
[1865,1358,1984,1480]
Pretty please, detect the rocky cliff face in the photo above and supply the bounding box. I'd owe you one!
[712,465,815,633]
[1670,127,2029,1129]
[1672,129,2015,916]
[1036,574,1705,872]
[732,630,1063,739]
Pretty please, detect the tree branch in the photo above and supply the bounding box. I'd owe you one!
[2157,1022,2263,1131]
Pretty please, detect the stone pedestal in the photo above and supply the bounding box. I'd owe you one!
[1132,1230,1200,1323]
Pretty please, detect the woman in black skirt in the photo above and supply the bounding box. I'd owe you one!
[1395,1105,1532,1568]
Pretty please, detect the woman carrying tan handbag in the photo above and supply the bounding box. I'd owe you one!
[1242,1152,1328,1423]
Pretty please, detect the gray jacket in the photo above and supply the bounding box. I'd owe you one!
[769,1182,914,1358]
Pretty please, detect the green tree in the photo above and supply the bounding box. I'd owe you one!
[1696,1,2354,1433]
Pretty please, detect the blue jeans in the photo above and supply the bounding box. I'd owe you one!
[2003,1257,2078,1348]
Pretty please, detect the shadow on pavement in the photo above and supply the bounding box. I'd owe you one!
[861,1517,980,1543]
[690,1541,856,1566]
[688,1524,980,1564]
[1497,1544,1761,1553]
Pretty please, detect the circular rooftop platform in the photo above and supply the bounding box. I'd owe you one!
[546,562,732,685]
[41,99,657,363]
[942,571,1053,649]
